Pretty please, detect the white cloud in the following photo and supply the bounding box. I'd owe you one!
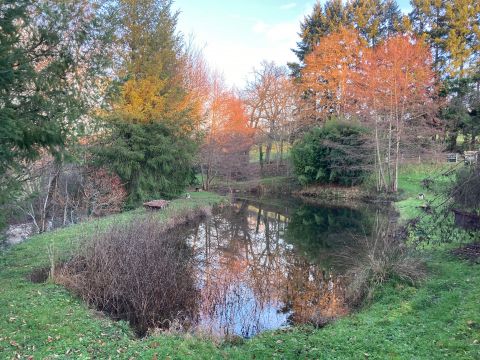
[251,20,299,43]
[174,1,318,88]
[280,2,297,10]
[252,21,268,33]
[264,22,299,42]
[200,34,299,88]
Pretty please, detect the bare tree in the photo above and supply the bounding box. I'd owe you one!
[244,62,298,174]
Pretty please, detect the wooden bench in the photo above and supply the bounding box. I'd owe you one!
[143,200,170,210]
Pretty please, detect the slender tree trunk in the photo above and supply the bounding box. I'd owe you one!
[394,119,401,192]
[41,169,58,232]
[63,179,68,226]
[200,164,207,190]
[375,119,387,192]
[279,139,284,165]
[394,134,400,192]
[259,144,264,176]
[387,120,393,191]
[265,142,272,164]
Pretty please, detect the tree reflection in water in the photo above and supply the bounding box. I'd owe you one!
[188,197,377,338]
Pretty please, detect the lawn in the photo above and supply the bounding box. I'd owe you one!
[249,142,291,163]
[395,163,458,220]
[1,169,479,359]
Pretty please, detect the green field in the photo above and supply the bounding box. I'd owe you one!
[1,169,479,359]
[249,142,292,163]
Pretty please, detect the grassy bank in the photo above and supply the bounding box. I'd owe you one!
[1,168,479,359]
[212,175,300,195]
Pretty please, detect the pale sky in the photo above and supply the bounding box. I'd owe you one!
[174,1,412,88]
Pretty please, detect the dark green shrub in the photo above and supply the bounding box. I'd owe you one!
[93,121,197,207]
[291,120,372,186]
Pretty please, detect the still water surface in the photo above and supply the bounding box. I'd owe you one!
[186,196,381,338]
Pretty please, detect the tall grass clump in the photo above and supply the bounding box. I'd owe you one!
[339,216,426,306]
[56,208,211,336]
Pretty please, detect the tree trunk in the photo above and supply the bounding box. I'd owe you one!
[279,139,284,165]
[259,144,264,176]
[375,120,387,192]
[265,142,272,164]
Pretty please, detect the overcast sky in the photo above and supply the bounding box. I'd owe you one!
[173,0,412,88]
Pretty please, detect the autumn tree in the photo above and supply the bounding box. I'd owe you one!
[244,62,298,173]
[199,78,255,190]
[182,41,212,132]
[111,0,196,129]
[290,0,405,76]
[351,35,437,192]
[96,0,199,204]
[301,27,365,122]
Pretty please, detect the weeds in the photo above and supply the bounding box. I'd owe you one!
[339,216,426,306]
[56,207,211,336]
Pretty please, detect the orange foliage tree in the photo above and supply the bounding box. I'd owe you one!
[199,79,255,190]
[301,27,365,122]
[301,29,436,192]
[350,34,436,192]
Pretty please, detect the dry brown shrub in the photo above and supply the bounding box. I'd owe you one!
[56,209,211,336]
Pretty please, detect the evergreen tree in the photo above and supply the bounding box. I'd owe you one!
[291,119,372,186]
[410,0,479,79]
[0,0,113,227]
[94,122,196,206]
[97,0,197,205]
[411,0,479,149]
[291,0,347,67]
[290,0,405,75]
[444,0,479,79]
[112,0,195,130]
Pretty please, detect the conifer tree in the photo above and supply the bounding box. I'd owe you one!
[410,0,479,79]
[97,0,198,205]
[290,0,405,75]
[443,0,479,79]
[112,0,196,130]
[0,0,113,227]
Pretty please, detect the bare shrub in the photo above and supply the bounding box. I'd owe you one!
[338,216,426,306]
[12,154,127,233]
[56,213,208,336]
[28,267,50,283]
[82,166,127,217]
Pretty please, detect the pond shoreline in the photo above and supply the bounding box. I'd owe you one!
[1,167,479,358]
[212,176,396,206]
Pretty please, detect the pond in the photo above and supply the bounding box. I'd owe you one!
[53,195,389,338]
[186,196,385,338]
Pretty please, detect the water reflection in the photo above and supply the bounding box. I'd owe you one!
[188,197,377,338]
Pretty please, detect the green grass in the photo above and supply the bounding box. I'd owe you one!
[249,142,291,163]
[1,168,479,359]
[395,163,457,220]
